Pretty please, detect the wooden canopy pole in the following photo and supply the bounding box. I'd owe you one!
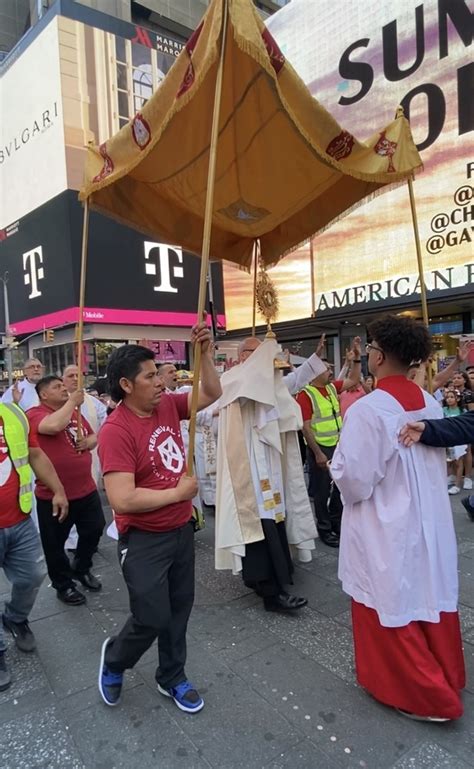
[251,241,258,335]
[76,197,90,438]
[309,237,316,318]
[407,174,432,392]
[187,0,228,471]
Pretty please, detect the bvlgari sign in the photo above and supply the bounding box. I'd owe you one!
[0,101,59,166]
[316,263,474,312]
[0,19,67,229]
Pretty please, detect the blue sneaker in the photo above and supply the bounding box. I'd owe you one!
[98,637,123,706]
[157,680,204,713]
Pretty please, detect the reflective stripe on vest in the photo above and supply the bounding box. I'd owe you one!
[0,403,33,514]
[304,384,342,447]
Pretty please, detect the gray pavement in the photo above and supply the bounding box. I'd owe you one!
[1,497,473,769]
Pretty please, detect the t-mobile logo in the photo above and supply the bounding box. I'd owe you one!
[23,246,44,299]
[144,242,184,293]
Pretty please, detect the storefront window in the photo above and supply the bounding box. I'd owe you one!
[33,342,97,378]
[95,341,126,377]
[429,316,463,371]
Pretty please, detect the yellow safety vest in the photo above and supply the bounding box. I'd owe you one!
[304,383,342,447]
[0,403,33,514]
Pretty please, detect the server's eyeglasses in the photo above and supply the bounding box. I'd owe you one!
[365,343,384,356]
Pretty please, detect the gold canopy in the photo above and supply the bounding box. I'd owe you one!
[79,0,422,269]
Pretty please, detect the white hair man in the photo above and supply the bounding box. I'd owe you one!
[62,366,107,441]
[2,359,44,411]
[156,363,178,393]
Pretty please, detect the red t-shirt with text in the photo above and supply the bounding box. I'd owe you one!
[98,393,192,534]
[27,405,96,501]
[0,416,39,528]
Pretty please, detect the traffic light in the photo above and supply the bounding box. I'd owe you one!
[45,329,55,343]
[2,335,18,349]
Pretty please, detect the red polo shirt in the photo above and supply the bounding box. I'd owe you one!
[27,405,96,501]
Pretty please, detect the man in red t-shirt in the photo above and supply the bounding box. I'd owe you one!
[0,404,67,691]
[97,320,221,713]
[28,376,105,606]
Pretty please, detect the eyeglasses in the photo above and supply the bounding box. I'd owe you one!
[365,343,384,355]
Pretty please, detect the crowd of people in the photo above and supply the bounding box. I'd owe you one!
[0,316,472,724]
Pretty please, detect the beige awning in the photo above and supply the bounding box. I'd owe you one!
[79,0,422,270]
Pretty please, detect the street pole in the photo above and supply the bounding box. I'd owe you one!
[2,274,13,387]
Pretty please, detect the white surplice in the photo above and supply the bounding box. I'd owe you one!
[2,380,39,410]
[194,407,218,506]
[174,385,206,516]
[215,339,322,574]
[331,388,458,628]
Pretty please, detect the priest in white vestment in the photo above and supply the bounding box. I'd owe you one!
[215,337,325,612]
[330,315,465,721]
[2,358,44,410]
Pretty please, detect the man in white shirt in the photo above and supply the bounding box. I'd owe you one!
[62,366,107,437]
[156,363,178,393]
[2,359,44,410]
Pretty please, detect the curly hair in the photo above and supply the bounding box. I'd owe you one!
[106,344,155,402]
[368,315,432,368]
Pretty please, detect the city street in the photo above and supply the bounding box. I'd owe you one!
[0,497,473,769]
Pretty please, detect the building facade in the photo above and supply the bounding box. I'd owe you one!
[222,0,474,370]
[2,0,276,379]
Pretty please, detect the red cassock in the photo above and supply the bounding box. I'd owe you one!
[333,377,466,719]
[352,600,465,719]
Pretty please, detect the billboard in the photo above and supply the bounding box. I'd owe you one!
[0,18,67,229]
[223,0,474,329]
[0,11,225,335]
[0,191,225,335]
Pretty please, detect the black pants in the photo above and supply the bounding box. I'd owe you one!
[243,519,293,598]
[298,431,307,466]
[105,522,195,690]
[307,444,343,535]
[36,490,105,592]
